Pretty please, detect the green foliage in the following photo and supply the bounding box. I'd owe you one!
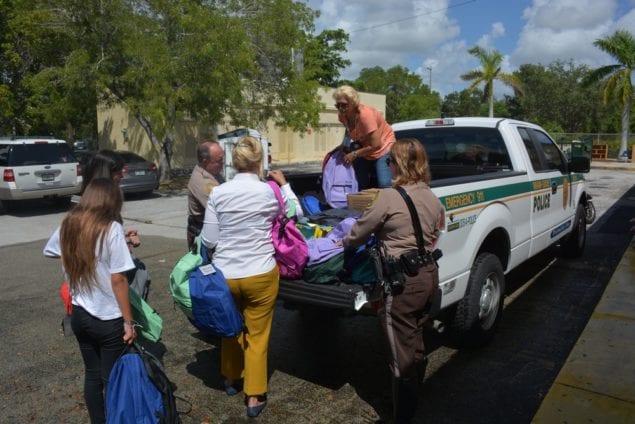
[304,29,351,87]
[461,46,523,118]
[352,65,441,122]
[508,61,608,133]
[586,29,635,158]
[0,0,346,155]
[442,89,482,117]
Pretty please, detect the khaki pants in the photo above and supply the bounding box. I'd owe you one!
[221,266,279,396]
[379,264,438,378]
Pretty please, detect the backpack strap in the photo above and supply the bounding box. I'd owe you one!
[266,180,285,217]
[394,186,427,257]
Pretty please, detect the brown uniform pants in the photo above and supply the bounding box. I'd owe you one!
[378,263,439,379]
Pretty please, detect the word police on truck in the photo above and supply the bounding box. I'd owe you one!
[279,117,591,346]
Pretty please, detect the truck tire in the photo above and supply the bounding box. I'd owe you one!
[561,204,586,258]
[448,252,505,347]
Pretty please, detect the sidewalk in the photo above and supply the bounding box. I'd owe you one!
[590,158,635,171]
[532,236,635,423]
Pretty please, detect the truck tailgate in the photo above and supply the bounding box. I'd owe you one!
[279,278,366,310]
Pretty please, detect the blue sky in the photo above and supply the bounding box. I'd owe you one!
[304,0,635,97]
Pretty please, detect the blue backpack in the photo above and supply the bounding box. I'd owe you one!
[322,149,358,209]
[106,349,164,423]
[189,246,244,337]
[106,344,182,424]
[301,194,323,216]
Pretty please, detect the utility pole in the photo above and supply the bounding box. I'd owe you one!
[426,66,432,91]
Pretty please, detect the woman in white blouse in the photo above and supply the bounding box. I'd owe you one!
[201,136,295,418]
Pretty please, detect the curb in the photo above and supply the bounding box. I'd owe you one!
[532,237,635,423]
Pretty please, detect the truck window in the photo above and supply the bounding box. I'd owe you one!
[517,127,543,170]
[529,129,565,172]
[517,127,565,173]
[394,127,512,180]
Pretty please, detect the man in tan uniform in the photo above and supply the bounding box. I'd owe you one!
[187,141,224,249]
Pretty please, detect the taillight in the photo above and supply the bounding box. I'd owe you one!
[3,169,15,182]
[122,166,129,174]
[149,163,157,171]
[77,164,83,176]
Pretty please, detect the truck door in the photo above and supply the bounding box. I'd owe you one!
[517,127,572,255]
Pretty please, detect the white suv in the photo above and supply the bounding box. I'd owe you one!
[0,137,82,212]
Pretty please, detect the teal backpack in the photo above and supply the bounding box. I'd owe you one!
[169,237,203,320]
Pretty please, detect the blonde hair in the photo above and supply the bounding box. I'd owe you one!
[60,178,124,294]
[333,85,360,107]
[390,139,431,185]
[232,136,263,175]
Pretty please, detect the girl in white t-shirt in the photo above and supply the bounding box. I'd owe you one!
[44,178,136,424]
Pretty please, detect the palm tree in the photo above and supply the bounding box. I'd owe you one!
[461,46,523,117]
[586,30,635,160]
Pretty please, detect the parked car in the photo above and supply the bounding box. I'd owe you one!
[75,150,159,195]
[0,137,82,212]
[117,151,160,195]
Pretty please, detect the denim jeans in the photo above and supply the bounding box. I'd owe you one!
[354,152,393,189]
[71,306,125,424]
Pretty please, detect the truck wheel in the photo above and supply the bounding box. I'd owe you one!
[448,252,505,347]
[561,204,586,258]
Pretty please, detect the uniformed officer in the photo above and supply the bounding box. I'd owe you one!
[186,141,225,250]
[343,138,444,423]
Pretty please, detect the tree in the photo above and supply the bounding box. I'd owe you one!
[304,29,351,87]
[441,89,482,117]
[586,29,635,159]
[461,46,523,117]
[509,61,604,132]
[1,0,337,180]
[353,65,440,122]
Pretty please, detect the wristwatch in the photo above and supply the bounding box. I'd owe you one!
[352,151,358,159]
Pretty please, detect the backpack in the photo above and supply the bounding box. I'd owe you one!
[266,180,309,279]
[127,255,151,301]
[106,343,182,424]
[129,289,163,343]
[303,253,345,284]
[322,149,358,209]
[300,194,323,216]
[188,246,244,337]
[169,238,204,320]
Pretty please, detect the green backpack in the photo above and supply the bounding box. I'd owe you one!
[303,253,344,284]
[169,237,204,320]
[129,289,163,342]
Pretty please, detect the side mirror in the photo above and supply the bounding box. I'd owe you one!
[569,156,590,173]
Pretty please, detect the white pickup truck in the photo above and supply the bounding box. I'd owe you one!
[280,117,591,346]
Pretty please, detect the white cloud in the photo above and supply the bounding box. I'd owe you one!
[415,40,471,95]
[309,0,460,80]
[305,0,634,97]
[477,22,506,49]
[512,0,621,67]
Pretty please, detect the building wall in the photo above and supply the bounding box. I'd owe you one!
[96,88,386,169]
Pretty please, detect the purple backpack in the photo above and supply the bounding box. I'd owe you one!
[322,149,358,209]
[267,181,309,279]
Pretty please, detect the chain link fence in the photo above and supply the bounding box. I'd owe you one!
[553,132,634,160]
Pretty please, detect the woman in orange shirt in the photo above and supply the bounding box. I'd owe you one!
[333,85,396,189]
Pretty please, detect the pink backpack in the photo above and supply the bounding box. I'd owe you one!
[266,180,309,279]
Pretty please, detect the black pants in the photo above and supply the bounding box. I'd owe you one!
[71,306,125,424]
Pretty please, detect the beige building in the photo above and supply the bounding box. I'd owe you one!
[97,88,386,169]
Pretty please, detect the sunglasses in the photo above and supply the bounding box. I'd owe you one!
[335,102,349,110]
